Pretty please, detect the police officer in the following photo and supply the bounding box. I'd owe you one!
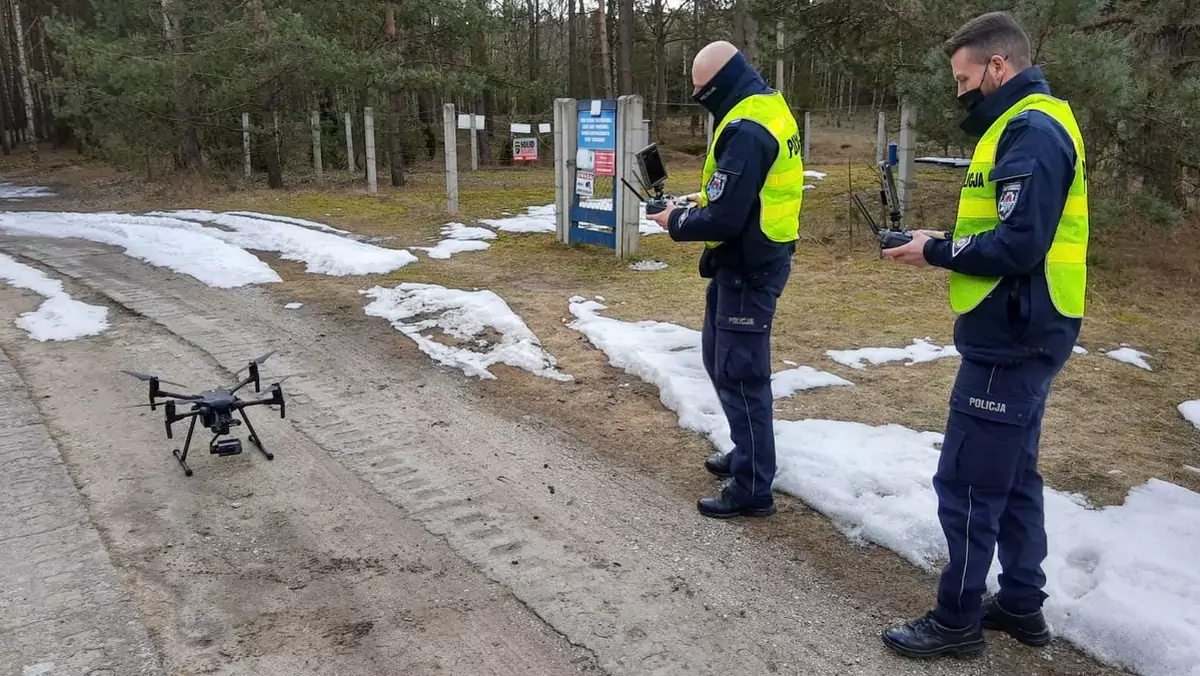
[646,41,805,519]
[880,11,1088,657]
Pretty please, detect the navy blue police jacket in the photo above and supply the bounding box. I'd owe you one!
[922,66,1082,365]
[666,51,796,281]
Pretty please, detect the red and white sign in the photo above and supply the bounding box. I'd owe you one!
[593,149,615,176]
[513,137,538,161]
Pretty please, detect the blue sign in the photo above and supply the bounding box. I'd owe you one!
[578,110,616,150]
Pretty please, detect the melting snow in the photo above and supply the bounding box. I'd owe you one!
[826,338,960,370]
[361,283,571,382]
[1179,400,1200,431]
[772,366,854,398]
[480,202,667,236]
[0,211,281,288]
[414,222,496,259]
[150,209,418,276]
[0,252,109,340]
[630,260,668,271]
[1103,346,1153,371]
[0,182,54,200]
[440,222,497,241]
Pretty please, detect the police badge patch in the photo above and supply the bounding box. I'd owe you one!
[952,235,973,257]
[706,172,728,202]
[998,180,1022,221]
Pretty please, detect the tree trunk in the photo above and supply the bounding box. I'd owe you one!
[650,0,665,140]
[9,0,37,162]
[617,0,633,95]
[597,0,612,97]
[385,4,406,186]
[583,0,595,98]
[0,1,14,152]
[250,0,281,188]
[527,0,539,86]
[567,0,577,97]
[160,0,200,170]
[470,1,494,165]
[690,0,701,135]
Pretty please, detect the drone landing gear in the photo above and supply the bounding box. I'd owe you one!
[173,415,198,477]
[169,410,274,477]
[238,408,274,461]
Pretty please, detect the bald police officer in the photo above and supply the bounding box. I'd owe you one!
[647,41,805,519]
[881,12,1088,657]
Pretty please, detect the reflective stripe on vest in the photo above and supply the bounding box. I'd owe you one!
[700,91,805,248]
[950,93,1089,318]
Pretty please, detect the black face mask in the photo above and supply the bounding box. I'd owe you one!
[957,88,985,112]
[957,63,991,112]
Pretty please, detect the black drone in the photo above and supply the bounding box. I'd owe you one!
[121,351,288,476]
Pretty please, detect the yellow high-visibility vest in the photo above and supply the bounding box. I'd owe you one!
[950,93,1088,317]
[699,91,805,248]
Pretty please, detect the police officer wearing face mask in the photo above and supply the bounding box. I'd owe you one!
[646,40,804,519]
[880,11,1089,658]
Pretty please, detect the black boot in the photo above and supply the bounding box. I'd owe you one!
[703,451,732,478]
[697,487,775,519]
[882,612,984,659]
[981,596,1051,646]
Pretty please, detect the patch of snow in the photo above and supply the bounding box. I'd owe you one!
[1178,400,1200,431]
[630,259,668,271]
[804,170,827,179]
[441,222,497,241]
[1103,346,1153,371]
[0,252,109,341]
[0,211,281,288]
[915,157,972,167]
[0,182,54,200]
[1184,465,1200,474]
[825,338,960,370]
[567,295,1200,676]
[772,366,854,398]
[284,302,303,309]
[1073,345,1088,355]
[782,360,798,366]
[567,297,859,453]
[361,283,571,382]
[416,239,491,259]
[481,202,667,236]
[150,209,418,276]
[480,204,557,233]
[225,210,360,238]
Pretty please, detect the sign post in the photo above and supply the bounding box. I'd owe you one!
[553,95,644,258]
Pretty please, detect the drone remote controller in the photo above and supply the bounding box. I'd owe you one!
[645,196,670,215]
[878,229,913,249]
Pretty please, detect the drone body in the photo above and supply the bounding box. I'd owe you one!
[122,351,288,476]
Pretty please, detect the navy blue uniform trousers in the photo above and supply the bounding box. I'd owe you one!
[933,353,1066,628]
[701,263,789,507]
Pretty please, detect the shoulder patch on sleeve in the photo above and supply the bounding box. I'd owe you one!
[706,172,728,202]
[997,180,1023,221]
[952,234,973,257]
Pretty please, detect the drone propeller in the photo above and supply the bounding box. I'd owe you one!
[119,369,189,389]
[235,350,275,375]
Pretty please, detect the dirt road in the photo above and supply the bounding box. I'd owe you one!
[0,234,1126,676]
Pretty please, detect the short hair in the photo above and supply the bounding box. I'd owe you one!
[943,12,1032,69]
